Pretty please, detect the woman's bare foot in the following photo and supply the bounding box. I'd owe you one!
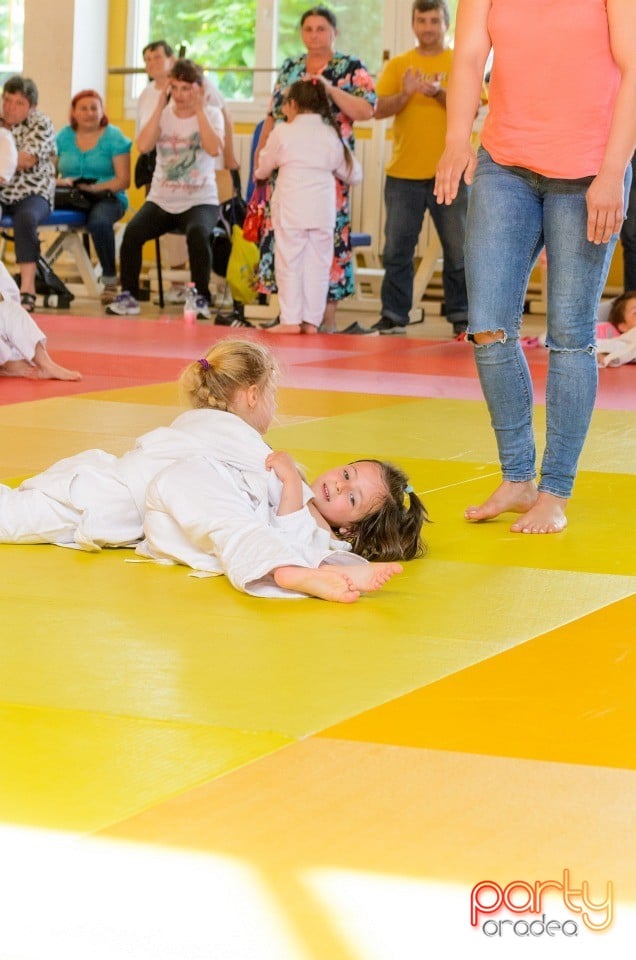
[300,322,318,334]
[337,561,403,593]
[274,565,361,602]
[0,359,40,379]
[510,492,568,534]
[465,480,538,522]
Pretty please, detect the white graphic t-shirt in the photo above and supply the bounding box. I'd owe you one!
[148,103,224,214]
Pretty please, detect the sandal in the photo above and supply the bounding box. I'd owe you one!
[20,293,36,313]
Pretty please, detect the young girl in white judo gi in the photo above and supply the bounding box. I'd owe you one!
[253,78,362,334]
[0,261,81,380]
[138,443,426,602]
[0,338,426,601]
[0,339,279,549]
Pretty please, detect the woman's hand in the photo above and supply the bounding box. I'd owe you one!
[17,150,36,171]
[434,142,477,205]
[586,170,625,245]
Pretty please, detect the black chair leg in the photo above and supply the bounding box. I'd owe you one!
[155,236,164,308]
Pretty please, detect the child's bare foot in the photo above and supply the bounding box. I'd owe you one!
[0,359,39,379]
[338,561,403,593]
[32,344,82,380]
[35,359,82,381]
[510,492,568,534]
[465,480,538,522]
[274,565,361,602]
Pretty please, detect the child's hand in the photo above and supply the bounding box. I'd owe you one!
[266,450,300,484]
[266,451,303,516]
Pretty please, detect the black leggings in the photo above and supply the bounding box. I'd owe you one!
[119,201,219,300]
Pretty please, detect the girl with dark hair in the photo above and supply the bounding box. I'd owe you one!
[56,90,132,303]
[254,79,361,333]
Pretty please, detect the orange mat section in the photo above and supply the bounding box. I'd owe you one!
[322,594,636,770]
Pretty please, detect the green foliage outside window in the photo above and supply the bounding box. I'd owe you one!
[0,0,24,84]
[277,0,383,76]
[146,0,458,100]
[149,0,257,99]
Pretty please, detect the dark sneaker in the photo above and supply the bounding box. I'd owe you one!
[370,316,408,335]
[194,296,211,320]
[452,321,468,336]
[339,321,379,335]
[215,310,254,328]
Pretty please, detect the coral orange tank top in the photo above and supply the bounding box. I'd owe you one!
[481,0,620,179]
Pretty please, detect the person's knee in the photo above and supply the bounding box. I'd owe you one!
[471,329,507,345]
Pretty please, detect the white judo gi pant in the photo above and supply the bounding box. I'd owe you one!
[0,451,143,547]
[273,222,333,328]
[0,298,45,366]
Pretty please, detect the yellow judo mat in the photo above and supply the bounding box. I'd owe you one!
[1,367,635,959]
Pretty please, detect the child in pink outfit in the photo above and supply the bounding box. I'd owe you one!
[254,79,362,334]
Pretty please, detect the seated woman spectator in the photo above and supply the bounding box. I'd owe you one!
[0,75,56,312]
[56,90,131,304]
[107,58,223,318]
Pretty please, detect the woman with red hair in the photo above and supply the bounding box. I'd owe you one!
[56,90,131,303]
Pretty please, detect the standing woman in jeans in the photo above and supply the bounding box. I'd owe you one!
[0,76,56,312]
[435,0,636,534]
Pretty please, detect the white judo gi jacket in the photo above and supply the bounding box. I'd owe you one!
[0,410,284,550]
[137,419,361,599]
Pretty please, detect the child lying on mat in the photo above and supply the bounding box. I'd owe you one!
[596,291,636,367]
[0,261,81,381]
[0,339,427,601]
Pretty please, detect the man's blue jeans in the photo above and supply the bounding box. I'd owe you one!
[381,175,468,327]
[465,149,627,499]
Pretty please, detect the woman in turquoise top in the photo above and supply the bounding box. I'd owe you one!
[56,89,131,302]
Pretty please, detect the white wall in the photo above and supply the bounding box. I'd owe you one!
[23,0,108,130]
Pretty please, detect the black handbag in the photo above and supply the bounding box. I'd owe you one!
[55,180,115,212]
[134,149,156,189]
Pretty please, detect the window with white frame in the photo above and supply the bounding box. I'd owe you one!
[0,0,25,83]
[125,0,390,115]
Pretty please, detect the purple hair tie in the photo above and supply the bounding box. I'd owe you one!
[198,358,210,371]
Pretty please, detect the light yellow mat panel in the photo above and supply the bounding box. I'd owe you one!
[267,398,636,475]
[93,739,636,959]
[422,461,636,575]
[323,596,636,770]
[0,702,291,833]
[2,544,633,739]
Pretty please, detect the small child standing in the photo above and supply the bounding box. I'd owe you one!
[254,79,362,334]
[597,291,636,367]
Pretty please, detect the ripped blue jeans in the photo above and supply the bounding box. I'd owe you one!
[465,149,626,499]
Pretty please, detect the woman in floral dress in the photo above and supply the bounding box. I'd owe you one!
[255,5,376,331]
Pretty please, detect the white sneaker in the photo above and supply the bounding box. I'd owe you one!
[165,286,186,304]
[106,291,141,316]
[194,295,210,320]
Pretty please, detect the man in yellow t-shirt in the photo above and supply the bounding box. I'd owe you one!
[371,0,469,335]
